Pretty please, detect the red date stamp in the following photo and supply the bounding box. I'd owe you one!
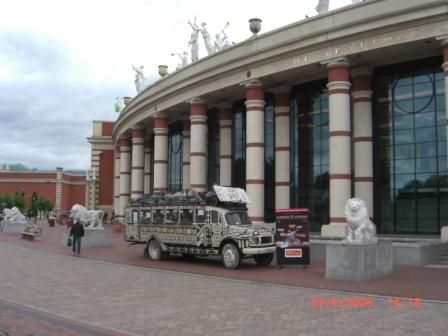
[310,296,422,309]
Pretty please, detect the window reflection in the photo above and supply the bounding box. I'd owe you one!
[375,58,446,234]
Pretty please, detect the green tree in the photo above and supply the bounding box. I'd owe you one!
[0,194,14,211]
[36,196,53,212]
[13,191,25,210]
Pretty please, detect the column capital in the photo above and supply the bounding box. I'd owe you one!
[351,67,372,92]
[132,124,144,130]
[351,66,372,78]
[436,35,448,46]
[119,136,131,147]
[241,78,263,89]
[186,97,206,105]
[216,100,232,110]
[131,124,145,139]
[269,84,290,95]
[322,57,350,69]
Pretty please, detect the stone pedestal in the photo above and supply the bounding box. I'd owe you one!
[326,241,393,281]
[63,227,112,247]
[0,220,27,234]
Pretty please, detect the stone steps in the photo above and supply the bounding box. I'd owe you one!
[425,247,448,268]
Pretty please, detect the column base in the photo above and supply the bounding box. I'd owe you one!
[321,223,347,238]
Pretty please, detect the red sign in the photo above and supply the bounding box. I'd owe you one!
[285,248,302,258]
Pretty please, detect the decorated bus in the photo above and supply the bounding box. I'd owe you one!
[124,186,275,269]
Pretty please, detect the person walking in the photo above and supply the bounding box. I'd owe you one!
[69,220,85,256]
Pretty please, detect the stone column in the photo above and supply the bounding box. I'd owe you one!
[274,91,290,209]
[219,104,232,187]
[119,136,131,219]
[182,119,191,190]
[352,67,373,217]
[153,115,168,192]
[114,144,120,215]
[55,167,63,213]
[131,125,144,199]
[321,58,352,237]
[244,80,265,223]
[442,39,448,158]
[189,98,208,192]
[143,137,152,195]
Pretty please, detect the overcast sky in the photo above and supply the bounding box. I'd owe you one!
[0,0,351,171]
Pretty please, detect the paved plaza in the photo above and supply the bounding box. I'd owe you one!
[0,235,448,335]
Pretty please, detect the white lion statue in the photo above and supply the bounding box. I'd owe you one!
[343,198,377,244]
[3,207,26,222]
[70,204,104,229]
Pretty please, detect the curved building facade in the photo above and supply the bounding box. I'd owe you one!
[108,0,448,236]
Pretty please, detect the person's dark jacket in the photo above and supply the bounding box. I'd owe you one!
[70,221,85,238]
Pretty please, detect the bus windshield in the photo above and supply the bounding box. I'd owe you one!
[225,212,251,226]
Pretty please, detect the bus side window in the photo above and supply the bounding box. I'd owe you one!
[195,208,206,223]
[132,210,139,224]
[210,210,219,224]
[180,209,193,224]
[153,209,165,224]
[165,208,179,224]
[141,210,151,224]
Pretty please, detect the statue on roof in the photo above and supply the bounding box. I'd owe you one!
[316,0,329,14]
[132,64,146,93]
[188,18,201,62]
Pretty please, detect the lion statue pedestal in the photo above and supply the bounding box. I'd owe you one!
[325,198,393,281]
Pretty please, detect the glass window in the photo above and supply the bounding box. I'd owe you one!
[168,122,183,192]
[153,208,164,224]
[232,100,246,188]
[265,93,275,222]
[290,81,329,231]
[195,208,206,223]
[165,208,179,224]
[225,212,251,225]
[180,208,193,224]
[141,210,151,224]
[207,109,220,189]
[374,57,445,234]
[210,210,220,224]
[132,210,139,224]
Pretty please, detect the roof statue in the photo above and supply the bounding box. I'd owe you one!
[188,18,201,62]
[214,22,230,52]
[187,18,232,61]
[316,0,329,14]
[200,22,214,55]
[132,64,146,93]
[114,97,123,113]
[171,51,189,70]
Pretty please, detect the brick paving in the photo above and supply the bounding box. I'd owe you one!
[1,221,448,335]
[0,242,448,336]
[0,221,447,301]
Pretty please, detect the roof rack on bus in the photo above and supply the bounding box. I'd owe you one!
[129,186,249,210]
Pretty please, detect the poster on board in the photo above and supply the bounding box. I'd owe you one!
[275,208,310,266]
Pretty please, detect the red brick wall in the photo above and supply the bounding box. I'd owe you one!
[0,171,85,210]
[102,122,114,136]
[99,149,114,205]
[0,180,56,208]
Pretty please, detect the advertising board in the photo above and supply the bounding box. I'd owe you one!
[275,208,310,265]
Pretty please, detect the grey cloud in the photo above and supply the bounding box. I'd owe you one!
[0,30,129,170]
